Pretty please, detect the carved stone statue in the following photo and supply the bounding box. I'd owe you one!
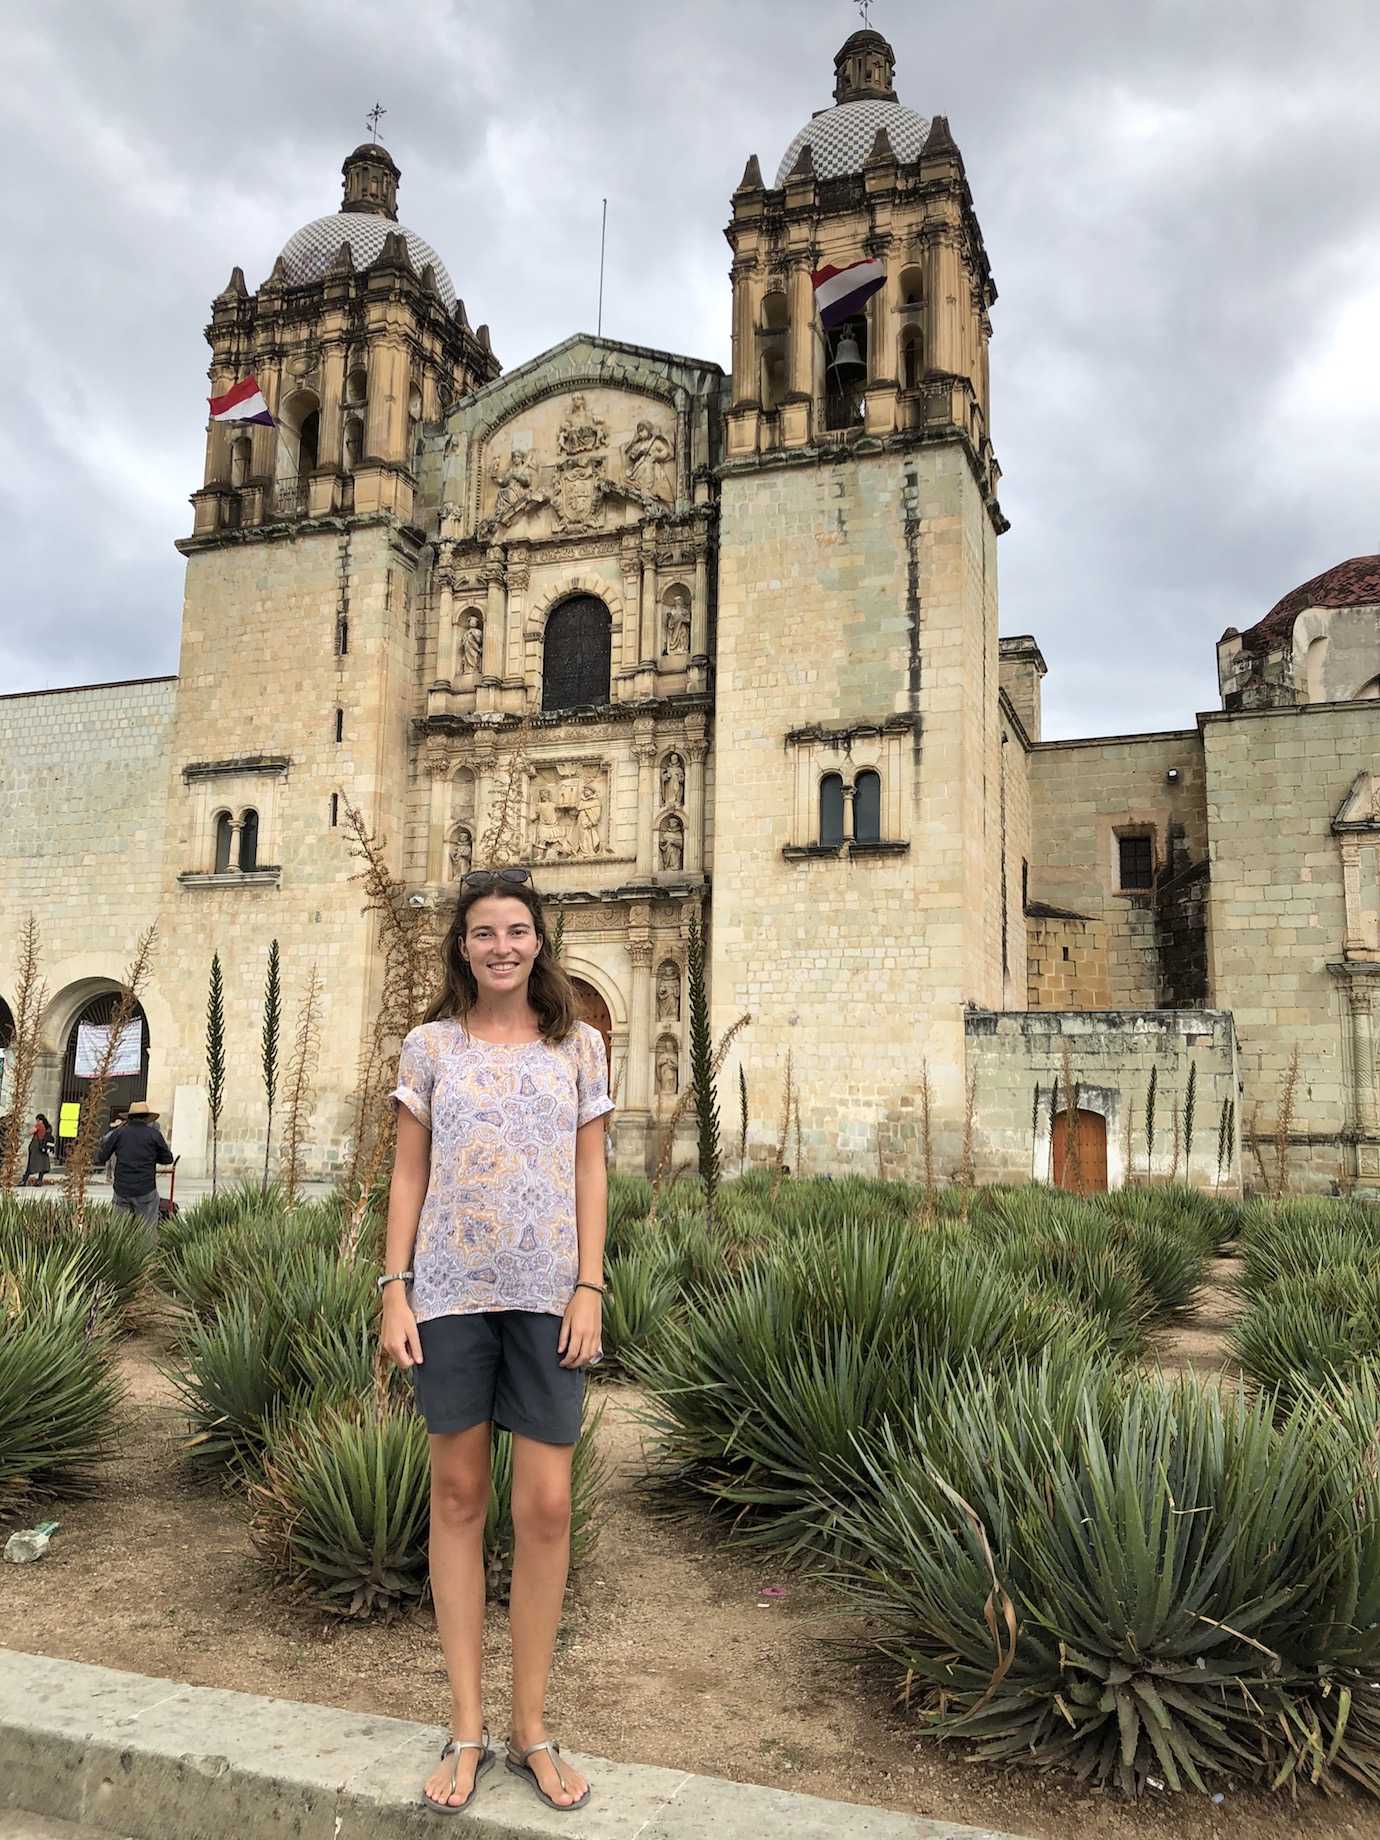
[656,1040,679,1097]
[656,961,681,1022]
[532,786,569,862]
[624,420,674,501]
[491,447,535,526]
[663,595,691,656]
[459,611,483,676]
[575,782,604,857]
[446,823,473,879]
[660,752,685,809]
[659,814,685,872]
[558,395,608,457]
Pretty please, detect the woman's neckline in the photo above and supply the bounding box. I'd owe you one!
[452,1018,544,1048]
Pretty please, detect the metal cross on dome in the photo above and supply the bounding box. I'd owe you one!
[366,101,387,144]
[855,0,873,26]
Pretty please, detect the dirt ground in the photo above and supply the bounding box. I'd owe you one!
[4,1261,1378,1840]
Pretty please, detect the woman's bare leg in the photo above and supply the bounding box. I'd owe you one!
[423,1421,491,1808]
[507,1433,587,1806]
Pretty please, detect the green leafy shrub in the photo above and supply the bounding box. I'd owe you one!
[600,1240,681,1379]
[828,1363,1380,1798]
[0,1201,154,1327]
[631,1217,1107,1559]
[249,1392,608,1618]
[1238,1198,1380,1301]
[1230,1269,1380,1412]
[160,1205,349,1326]
[0,1256,123,1504]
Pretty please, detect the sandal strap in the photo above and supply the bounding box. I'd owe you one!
[441,1728,490,1757]
[510,1739,567,1789]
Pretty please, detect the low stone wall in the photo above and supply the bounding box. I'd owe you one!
[967,1007,1242,1192]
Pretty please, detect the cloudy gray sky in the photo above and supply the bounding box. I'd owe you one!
[4,0,1378,737]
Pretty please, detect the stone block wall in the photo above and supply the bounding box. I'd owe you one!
[1026,908,1111,1010]
[711,438,1003,1178]
[1028,729,1208,1009]
[967,1007,1241,1192]
[0,677,177,1123]
[1204,703,1380,1191]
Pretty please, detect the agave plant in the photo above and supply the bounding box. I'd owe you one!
[0,1256,123,1503]
[1238,1198,1380,1301]
[600,1241,680,1379]
[0,1205,154,1328]
[250,1392,609,1618]
[828,1363,1380,1798]
[1230,1269,1380,1413]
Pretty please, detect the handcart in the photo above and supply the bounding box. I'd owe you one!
[158,1155,181,1222]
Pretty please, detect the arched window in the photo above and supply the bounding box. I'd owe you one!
[900,327,924,393]
[542,595,612,712]
[345,365,368,406]
[213,812,234,874]
[230,435,252,488]
[820,773,845,847]
[899,264,924,307]
[825,317,867,431]
[343,415,364,472]
[238,809,259,872]
[854,770,881,843]
[1355,674,1380,700]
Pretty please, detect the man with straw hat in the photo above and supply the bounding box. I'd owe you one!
[96,1100,174,1226]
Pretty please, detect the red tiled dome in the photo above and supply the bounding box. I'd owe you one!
[1243,555,1380,652]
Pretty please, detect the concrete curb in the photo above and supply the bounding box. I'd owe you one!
[0,1649,1031,1840]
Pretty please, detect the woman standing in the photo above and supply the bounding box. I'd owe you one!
[22,1114,54,1186]
[379,867,613,1815]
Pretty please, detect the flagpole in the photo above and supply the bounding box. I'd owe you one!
[597,197,607,338]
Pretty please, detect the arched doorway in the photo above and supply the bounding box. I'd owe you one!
[58,992,150,1160]
[1052,1107,1108,1194]
[570,978,613,1080]
[0,997,14,1116]
[542,596,612,712]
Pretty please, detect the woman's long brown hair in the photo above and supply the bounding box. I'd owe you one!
[422,877,581,1042]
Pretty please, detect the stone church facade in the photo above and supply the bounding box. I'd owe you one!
[2,30,1377,1192]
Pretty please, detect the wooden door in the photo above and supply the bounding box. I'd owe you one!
[1052,1106,1108,1194]
[570,978,613,1081]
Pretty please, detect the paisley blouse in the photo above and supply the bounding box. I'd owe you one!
[390,1018,614,1322]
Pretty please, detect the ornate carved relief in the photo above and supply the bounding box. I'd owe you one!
[479,394,677,539]
[529,763,611,861]
[662,588,691,657]
[623,421,674,503]
[655,1036,680,1096]
[446,823,474,878]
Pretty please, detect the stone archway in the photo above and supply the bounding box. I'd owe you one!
[55,991,150,1160]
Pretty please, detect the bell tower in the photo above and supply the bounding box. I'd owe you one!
[158,144,503,1178]
[711,31,1014,1177]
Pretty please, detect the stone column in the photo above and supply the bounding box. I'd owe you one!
[1342,842,1367,955]
[426,754,451,883]
[1351,982,1378,1134]
[640,550,657,666]
[436,577,456,681]
[504,550,530,691]
[318,340,346,470]
[675,391,691,513]
[634,738,657,875]
[684,741,707,874]
[626,936,654,1113]
[620,539,643,678]
[691,545,710,659]
[730,260,758,406]
[787,259,815,399]
[481,550,506,710]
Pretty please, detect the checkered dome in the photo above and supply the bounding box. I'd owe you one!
[775,99,931,186]
[276,214,457,309]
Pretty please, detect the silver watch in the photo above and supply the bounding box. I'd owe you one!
[376,1270,414,1293]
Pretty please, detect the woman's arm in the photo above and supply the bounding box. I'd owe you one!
[379,1107,430,1368]
[560,1116,608,1368]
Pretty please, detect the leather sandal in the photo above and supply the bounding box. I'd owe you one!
[505,1736,591,1811]
[424,1727,494,1814]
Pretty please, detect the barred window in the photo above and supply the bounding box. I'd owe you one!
[1117,833,1154,891]
[542,595,611,712]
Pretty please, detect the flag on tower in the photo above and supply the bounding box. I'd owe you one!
[208,376,274,426]
[811,258,885,330]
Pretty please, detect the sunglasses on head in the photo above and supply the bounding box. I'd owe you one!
[460,866,533,891]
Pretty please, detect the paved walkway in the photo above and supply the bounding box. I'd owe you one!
[5,1177,337,1206]
[0,1648,1028,1840]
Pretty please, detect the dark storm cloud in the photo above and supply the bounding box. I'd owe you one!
[4,0,1378,737]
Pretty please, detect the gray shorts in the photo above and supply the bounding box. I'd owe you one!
[413,1310,585,1446]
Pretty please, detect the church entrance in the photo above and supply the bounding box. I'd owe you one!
[57,992,150,1160]
[1051,1106,1109,1194]
[570,979,613,1080]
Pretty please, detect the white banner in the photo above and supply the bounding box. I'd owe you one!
[74,1020,142,1079]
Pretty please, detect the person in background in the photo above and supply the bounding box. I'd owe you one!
[96,1100,173,1226]
[104,1107,128,1184]
[21,1114,54,1186]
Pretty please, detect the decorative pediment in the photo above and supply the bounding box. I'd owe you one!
[481,393,675,539]
[1334,770,1380,833]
